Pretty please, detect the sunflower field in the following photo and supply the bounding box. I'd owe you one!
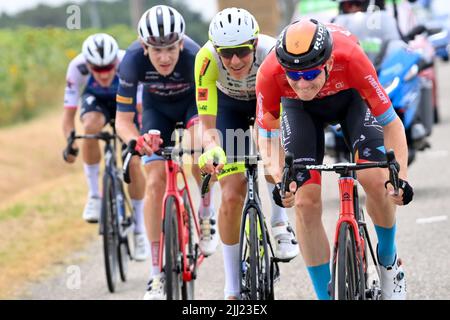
[0,25,136,127]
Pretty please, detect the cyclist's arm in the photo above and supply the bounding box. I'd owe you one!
[349,44,408,179]
[62,56,86,138]
[382,117,408,180]
[116,52,140,144]
[116,111,140,144]
[62,108,77,139]
[195,45,220,150]
[255,67,284,182]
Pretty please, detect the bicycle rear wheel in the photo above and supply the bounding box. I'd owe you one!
[336,222,365,300]
[164,196,182,300]
[101,174,119,293]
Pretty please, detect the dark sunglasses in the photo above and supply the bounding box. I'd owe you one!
[90,63,116,73]
[285,66,324,81]
[216,44,255,60]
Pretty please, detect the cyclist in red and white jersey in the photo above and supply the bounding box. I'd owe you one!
[62,33,147,260]
[256,19,414,300]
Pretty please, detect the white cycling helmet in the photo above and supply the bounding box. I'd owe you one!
[209,7,259,47]
[82,33,119,66]
[138,5,185,47]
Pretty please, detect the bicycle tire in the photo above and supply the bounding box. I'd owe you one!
[246,207,271,300]
[336,222,365,300]
[257,211,273,300]
[181,190,195,300]
[101,174,119,293]
[164,196,182,300]
[116,183,130,282]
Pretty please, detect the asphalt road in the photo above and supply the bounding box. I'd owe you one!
[19,61,450,300]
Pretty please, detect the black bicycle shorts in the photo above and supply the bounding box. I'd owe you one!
[281,89,386,187]
[216,90,256,162]
[80,93,117,125]
[141,90,198,148]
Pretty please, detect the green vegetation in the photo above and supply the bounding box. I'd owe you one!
[0,25,136,127]
[0,0,209,127]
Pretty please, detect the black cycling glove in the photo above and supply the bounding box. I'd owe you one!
[272,183,284,208]
[385,178,414,205]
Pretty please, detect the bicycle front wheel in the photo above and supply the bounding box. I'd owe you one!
[164,196,182,300]
[181,190,195,300]
[336,222,365,300]
[240,207,271,300]
[101,174,119,293]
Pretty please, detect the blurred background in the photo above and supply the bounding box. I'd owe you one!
[0,0,307,127]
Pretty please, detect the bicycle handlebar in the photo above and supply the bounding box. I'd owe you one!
[122,140,203,185]
[281,149,400,196]
[63,130,117,161]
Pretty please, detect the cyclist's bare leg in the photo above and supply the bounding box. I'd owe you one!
[185,123,202,186]
[143,161,166,242]
[81,111,104,164]
[143,161,166,274]
[128,156,145,200]
[218,173,247,244]
[294,184,330,266]
[357,168,396,227]
[219,173,246,299]
[295,183,332,299]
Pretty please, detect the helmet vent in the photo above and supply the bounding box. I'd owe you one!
[228,14,232,23]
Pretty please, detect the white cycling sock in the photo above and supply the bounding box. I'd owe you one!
[222,243,240,299]
[266,182,288,226]
[131,199,145,234]
[199,184,215,219]
[83,163,100,197]
[150,241,161,278]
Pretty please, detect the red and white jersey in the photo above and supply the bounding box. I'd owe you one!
[256,24,395,133]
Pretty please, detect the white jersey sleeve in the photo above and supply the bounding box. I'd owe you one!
[63,53,89,109]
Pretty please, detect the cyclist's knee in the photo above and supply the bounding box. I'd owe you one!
[358,170,387,199]
[145,169,165,193]
[82,112,104,133]
[295,186,322,225]
[221,187,245,213]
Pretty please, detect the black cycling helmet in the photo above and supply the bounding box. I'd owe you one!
[275,19,333,70]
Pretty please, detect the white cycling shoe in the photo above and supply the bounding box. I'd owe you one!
[143,274,166,300]
[198,208,219,257]
[271,221,299,262]
[82,195,101,223]
[379,255,407,300]
[133,233,149,262]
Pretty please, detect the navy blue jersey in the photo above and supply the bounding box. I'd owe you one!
[83,75,119,101]
[117,36,200,112]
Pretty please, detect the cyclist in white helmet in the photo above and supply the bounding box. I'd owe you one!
[62,33,148,261]
[115,5,210,300]
[195,7,299,299]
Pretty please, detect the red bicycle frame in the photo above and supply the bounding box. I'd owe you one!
[332,177,366,271]
[158,157,205,282]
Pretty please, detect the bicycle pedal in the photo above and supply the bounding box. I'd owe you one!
[272,256,294,263]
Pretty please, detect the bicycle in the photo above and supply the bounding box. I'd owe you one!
[124,122,205,300]
[201,118,281,300]
[281,149,401,300]
[64,121,135,293]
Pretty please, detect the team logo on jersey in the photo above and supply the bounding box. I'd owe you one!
[200,58,210,76]
[198,88,208,101]
[116,94,133,105]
